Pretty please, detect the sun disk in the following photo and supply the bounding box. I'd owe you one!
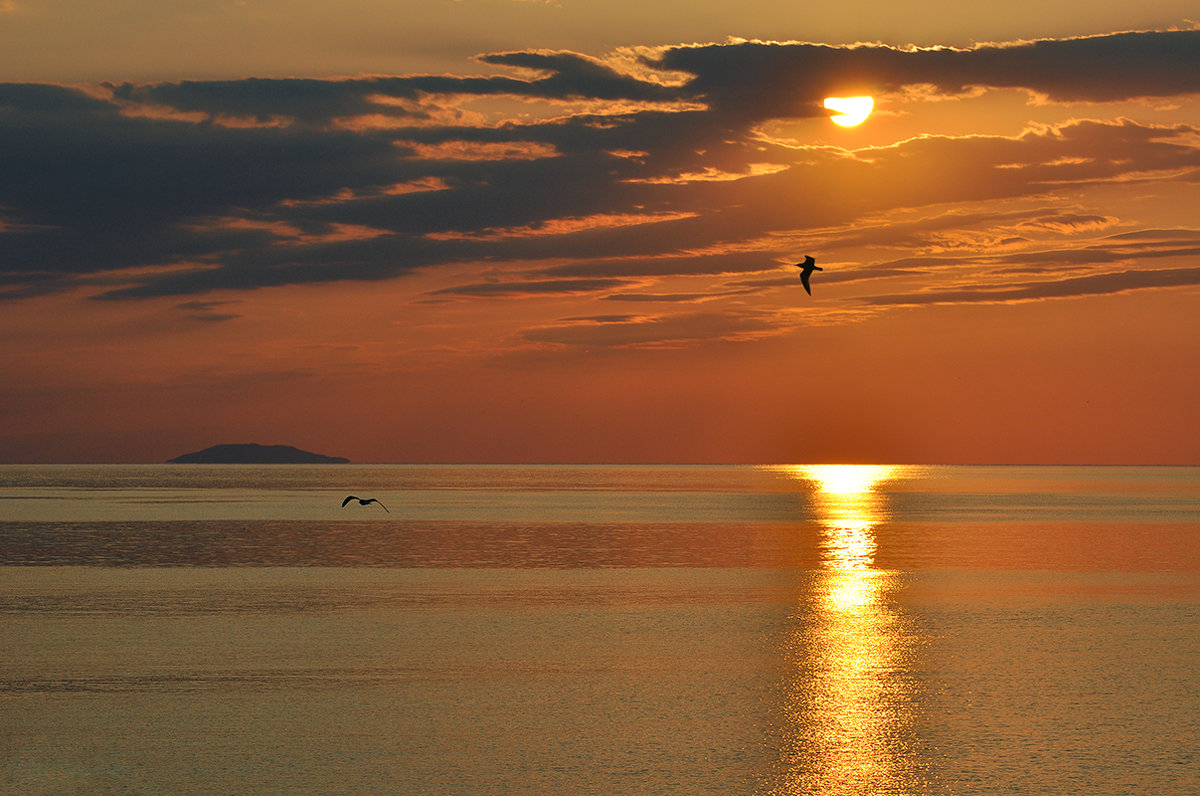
[823,96,874,127]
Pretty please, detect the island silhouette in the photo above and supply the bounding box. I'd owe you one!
[168,443,349,464]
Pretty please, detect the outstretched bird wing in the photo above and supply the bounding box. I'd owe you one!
[341,496,358,507]
[795,256,819,295]
[371,500,390,513]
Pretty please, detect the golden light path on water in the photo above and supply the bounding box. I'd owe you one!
[761,465,927,795]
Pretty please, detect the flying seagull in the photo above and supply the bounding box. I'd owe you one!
[795,256,822,295]
[341,495,390,513]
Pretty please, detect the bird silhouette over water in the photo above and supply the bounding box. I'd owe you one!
[795,256,822,295]
[341,495,390,513]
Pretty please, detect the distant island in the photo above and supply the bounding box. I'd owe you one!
[168,443,350,464]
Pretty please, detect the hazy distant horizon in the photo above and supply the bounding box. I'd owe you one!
[5,457,1198,467]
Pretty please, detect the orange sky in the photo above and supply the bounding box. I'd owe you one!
[1,4,1198,463]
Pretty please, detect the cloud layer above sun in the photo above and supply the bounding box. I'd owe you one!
[2,29,1198,314]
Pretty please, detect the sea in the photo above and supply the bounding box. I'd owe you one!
[1,464,1198,795]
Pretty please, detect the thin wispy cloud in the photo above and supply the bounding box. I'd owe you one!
[523,309,783,348]
[863,263,1200,306]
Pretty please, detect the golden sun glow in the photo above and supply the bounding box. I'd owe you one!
[823,96,874,127]
[803,463,894,496]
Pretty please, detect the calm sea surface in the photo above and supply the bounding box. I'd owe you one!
[2,464,1198,794]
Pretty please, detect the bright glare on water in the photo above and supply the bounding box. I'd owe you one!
[1,464,1198,794]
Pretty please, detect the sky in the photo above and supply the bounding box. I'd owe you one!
[1,1,1199,464]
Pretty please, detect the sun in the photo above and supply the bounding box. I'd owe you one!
[823,96,874,127]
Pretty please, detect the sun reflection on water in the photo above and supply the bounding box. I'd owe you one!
[761,465,927,795]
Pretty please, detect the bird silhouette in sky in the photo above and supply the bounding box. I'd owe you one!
[341,495,390,513]
[795,256,822,295]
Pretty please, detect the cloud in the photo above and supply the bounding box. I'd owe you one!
[176,300,241,322]
[862,264,1200,306]
[523,309,782,347]
[542,252,783,279]
[601,289,753,303]
[653,30,1200,119]
[107,51,678,127]
[427,277,629,298]
[765,207,1117,256]
[1,30,1198,302]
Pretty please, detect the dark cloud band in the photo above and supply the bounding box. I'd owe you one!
[1,30,1197,301]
